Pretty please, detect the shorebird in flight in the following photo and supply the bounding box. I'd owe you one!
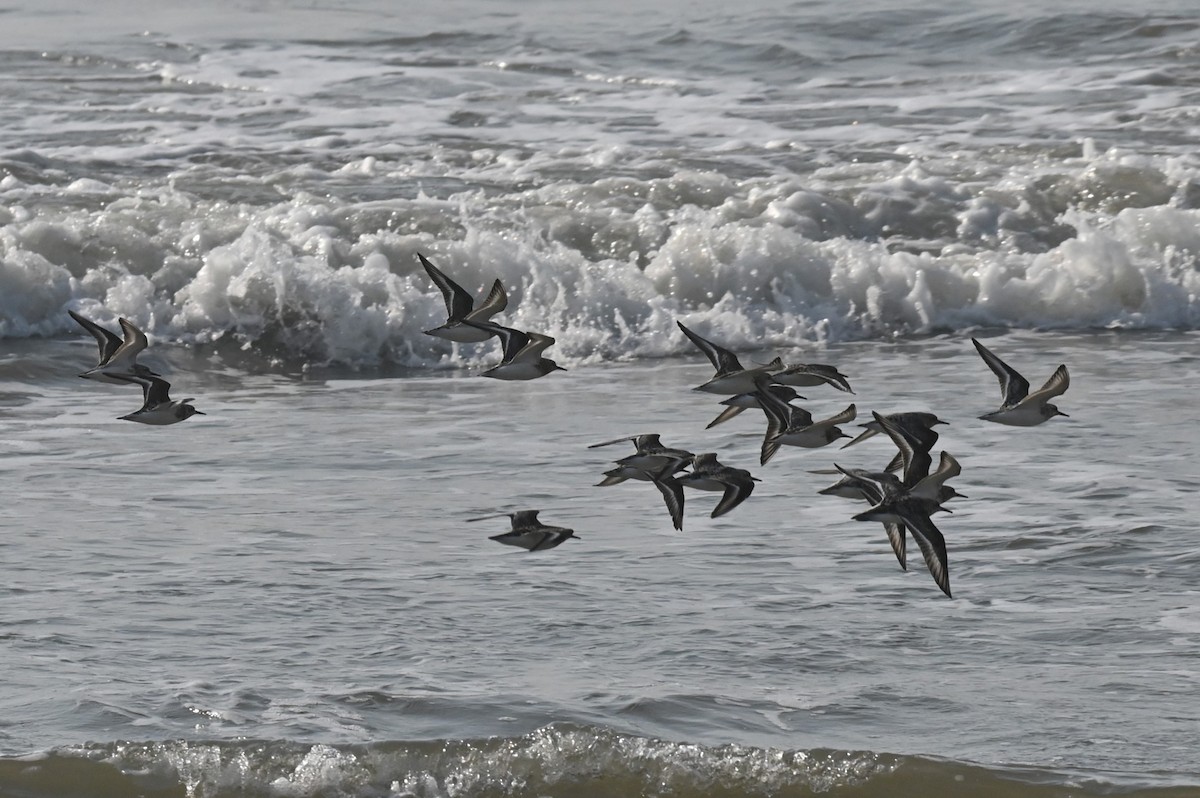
[676,321,783,395]
[470,510,578,551]
[419,253,508,343]
[69,311,159,384]
[972,337,1069,426]
[113,375,204,426]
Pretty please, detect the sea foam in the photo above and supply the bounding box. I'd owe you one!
[2,143,1198,369]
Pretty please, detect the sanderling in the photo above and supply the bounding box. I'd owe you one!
[754,377,856,464]
[68,311,159,384]
[419,253,508,343]
[840,411,946,450]
[113,375,204,425]
[676,321,783,395]
[588,435,692,529]
[676,453,760,518]
[470,510,578,551]
[769,362,854,393]
[972,337,1070,426]
[467,321,566,380]
[705,384,805,429]
[588,434,693,476]
[853,488,952,598]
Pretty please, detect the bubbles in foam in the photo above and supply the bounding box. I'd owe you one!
[2,137,1198,369]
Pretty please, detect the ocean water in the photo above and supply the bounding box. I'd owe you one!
[2,0,1200,795]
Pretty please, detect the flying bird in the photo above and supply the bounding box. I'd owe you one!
[676,321,783,395]
[467,321,566,380]
[112,375,204,426]
[676,453,760,519]
[972,337,1069,426]
[419,253,508,343]
[68,311,159,384]
[470,510,578,552]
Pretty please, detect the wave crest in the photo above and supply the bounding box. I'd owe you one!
[2,151,1198,368]
[4,725,1192,798]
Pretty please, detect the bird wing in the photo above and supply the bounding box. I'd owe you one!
[68,310,123,364]
[706,405,746,428]
[468,512,519,523]
[1025,364,1070,404]
[508,510,541,529]
[760,437,783,466]
[935,451,962,481]
[511,332,556,364]
[900,510,951,598]
[469,279,508,320]
[465,321,529,363]
[884,522,908,571]
[781,362,855,393]
[807,363,854,393]
[806,403,857,433]
[587,435,642,450]
[651,473,685,530]
[712,475,754,517]
[111,374,172,411]
[677,321,743,376]
[419,253,475,321]
[839,424,879,449]
[105,318,151,371]
[972,337,1029,407]
[142,376,173,409]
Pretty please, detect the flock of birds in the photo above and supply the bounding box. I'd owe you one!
[64,253,1072,597]
[68,310,204,425]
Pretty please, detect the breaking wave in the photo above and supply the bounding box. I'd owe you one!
[1,725,1194,798]
[2,143,1197,371]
